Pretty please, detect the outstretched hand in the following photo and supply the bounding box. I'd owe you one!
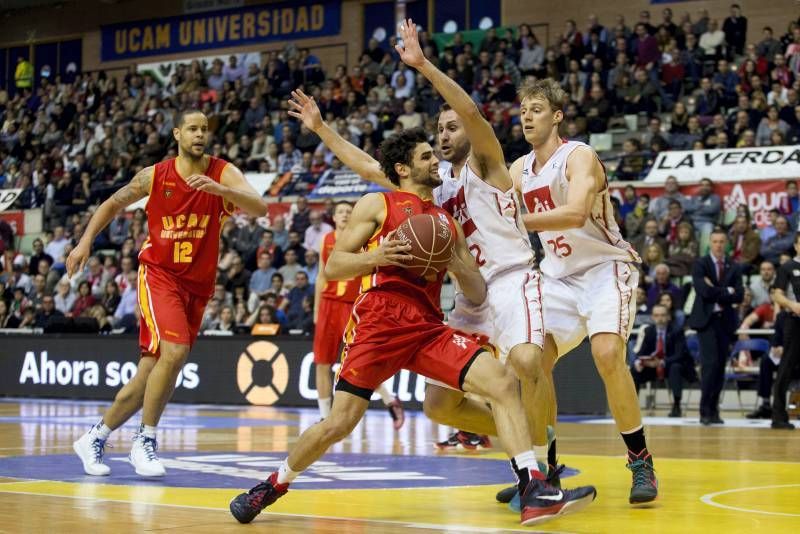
[287,89,323,132]
[395,18,426,69]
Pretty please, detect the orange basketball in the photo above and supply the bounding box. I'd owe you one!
[395,213,454,278]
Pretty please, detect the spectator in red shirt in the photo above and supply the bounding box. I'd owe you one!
[71,280,97,317]
[634,23,659,71]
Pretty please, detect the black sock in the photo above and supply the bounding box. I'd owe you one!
[547,438,557,467]
[510,456,542,494]
[621,427,647,456]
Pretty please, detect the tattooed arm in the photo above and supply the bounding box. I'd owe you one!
[66,166,153,277]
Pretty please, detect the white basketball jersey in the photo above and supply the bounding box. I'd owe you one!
[433,160,534,282]
[520,141,640,278]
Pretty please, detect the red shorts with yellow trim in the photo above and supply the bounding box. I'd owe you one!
[313,297,354,365]
[335,290,484,400]
[137,263,209,357]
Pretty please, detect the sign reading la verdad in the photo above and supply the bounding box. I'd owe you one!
[645,145,800,183]
[101,0,341,61]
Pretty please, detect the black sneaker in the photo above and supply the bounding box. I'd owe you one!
[547,463,565,489]
[627,450,658,504]
[434,431,490,451]
[771,420,796,430]
[497,463,564,507]
[747,405,772,419]
[387,399,405,430]
[519,473,597,526]
[230,472,289,524]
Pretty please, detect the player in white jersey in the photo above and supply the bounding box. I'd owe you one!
[287,22,592,516]
[507,78,658,505]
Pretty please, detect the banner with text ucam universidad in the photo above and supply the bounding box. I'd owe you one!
[100,0,341,61]
[308,168,389,199]
[644,145,800,183]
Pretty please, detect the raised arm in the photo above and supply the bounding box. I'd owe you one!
[185,163,267,217]
[66,166,153,277]
[325,193,412,280]
[447,220,486,305]
[288,90,397,191]
[395,19,510,190]
[522,147,599,231]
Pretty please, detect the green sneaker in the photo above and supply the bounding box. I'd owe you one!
[627,450,658,504]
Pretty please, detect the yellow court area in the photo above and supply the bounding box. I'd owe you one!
[0,400,798,533]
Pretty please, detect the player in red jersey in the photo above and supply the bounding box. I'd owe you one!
[230,129,596,527]
[312,201,405,428]
[70,110,267,478]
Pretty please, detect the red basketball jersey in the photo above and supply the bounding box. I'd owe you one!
[361,191,456,315]
[138,156,234,297]
[320,231,361,303]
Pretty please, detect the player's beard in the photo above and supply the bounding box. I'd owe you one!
[181,141,207,161]
[412,165,441,188]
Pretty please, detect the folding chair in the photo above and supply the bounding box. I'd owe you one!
[724,339,771,411]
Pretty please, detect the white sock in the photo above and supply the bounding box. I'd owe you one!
[92,420,112,440]
[317,397,332,418]
[533,445,547,464]
[141,424,157,439]
[375,382,394,405]
[513,450,540,472]
[276,459,300,485]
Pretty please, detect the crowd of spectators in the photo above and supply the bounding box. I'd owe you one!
[0,4,799,346]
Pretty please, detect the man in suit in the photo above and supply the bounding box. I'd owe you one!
[688,229,744,425]
[632,219,668,259]
[631,304,698,417]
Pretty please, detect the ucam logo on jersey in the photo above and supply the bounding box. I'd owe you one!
[523,186,556,213]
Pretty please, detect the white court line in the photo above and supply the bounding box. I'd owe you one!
[700,484,800,517]
[0,488,572,533]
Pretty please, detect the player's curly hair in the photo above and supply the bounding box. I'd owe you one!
[378,127,429,186]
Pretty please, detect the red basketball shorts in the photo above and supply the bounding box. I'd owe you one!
[336,290,484,399]
[313,297,353,365]
[137,263,209,357]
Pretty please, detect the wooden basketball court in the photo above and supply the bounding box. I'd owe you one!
[0,398,798,533]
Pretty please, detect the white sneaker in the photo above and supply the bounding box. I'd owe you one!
[129,433,166,477]
[73,431,111,476]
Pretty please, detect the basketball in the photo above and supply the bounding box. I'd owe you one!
[395,213,454,278]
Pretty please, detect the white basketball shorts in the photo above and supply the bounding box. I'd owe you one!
[543,260,638,358]
[426,267,544,389]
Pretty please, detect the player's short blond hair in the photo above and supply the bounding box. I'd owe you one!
[517,79,566,112]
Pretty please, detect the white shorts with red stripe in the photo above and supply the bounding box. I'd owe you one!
[486,267,544,355]
[426,267,543,389]
[543,260,638,358]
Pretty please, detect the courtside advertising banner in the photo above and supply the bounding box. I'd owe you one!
[645,145,800,183]
[610,179,790,228]
[0,335,605,413]
[308,168,389,198]
[0,335,426,410]
[0,189,22,212]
